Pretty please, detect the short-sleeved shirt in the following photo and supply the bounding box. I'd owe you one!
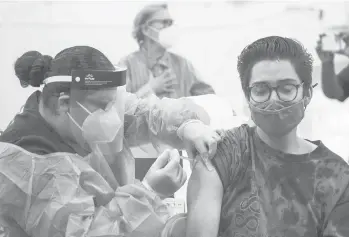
[337,65,349,101]
[211,124,349,237]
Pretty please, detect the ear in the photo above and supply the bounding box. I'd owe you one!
[141,24,150,35]
[304,87,313,107]
[57,93,70,114]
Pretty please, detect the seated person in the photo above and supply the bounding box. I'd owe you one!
[186,36,349,237]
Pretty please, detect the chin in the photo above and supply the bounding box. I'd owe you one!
[257,127,293,138]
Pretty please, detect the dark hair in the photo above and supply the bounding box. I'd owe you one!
[14,51,53,87]
[15,46,115,112]
[237,36,314,97]
[132,3,168,45]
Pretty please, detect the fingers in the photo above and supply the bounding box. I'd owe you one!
[207,138,218,160]
[192,141,214,171]
[152,149,171,169]
[194,139,209,155]
[176,167,187,187]
[168,158,187,188]
[163,86,176,93]
[164,149,187,188]
[163,149,181,172]
[164,79,176,86]
[160,70,176,80]
[158,74,177,93]
[208,132,221,159]
[212,131,221,142]
[164,77,177,86]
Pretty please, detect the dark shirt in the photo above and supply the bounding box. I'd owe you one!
[0,91,76,155]
[212,125,349,237]
[337,65,349,101]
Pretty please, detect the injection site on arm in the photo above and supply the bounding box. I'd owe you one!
[186,159,223,237]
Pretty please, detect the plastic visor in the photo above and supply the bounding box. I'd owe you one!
[43,67,127,155]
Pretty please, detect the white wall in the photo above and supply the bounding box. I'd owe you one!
[1,1,349,160]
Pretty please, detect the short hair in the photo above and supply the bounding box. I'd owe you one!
[132,3,168,45]
[237,36,314,97]
[14,46,115,113]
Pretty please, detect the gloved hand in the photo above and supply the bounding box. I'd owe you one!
[142,149,187,198]
[177,120,221,171]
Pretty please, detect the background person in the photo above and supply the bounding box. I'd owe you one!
[316,32,349,101]
[120,3,215,99]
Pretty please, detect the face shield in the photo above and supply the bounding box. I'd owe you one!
[43,67,127,156]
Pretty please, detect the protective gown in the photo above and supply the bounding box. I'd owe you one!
[0,92,210,237]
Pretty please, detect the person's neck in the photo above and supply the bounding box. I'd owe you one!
[142,40,166,61]
[38,100,61,136]
[256,127,308,154]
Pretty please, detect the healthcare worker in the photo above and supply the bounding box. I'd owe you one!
[0,46,219,237]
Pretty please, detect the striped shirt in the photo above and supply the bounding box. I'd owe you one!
[120,48,215,99]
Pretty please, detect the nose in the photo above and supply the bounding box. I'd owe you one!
[269,89,279,101]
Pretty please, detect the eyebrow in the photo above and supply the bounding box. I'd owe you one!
[278,78,298,83]
[252,78,299,85]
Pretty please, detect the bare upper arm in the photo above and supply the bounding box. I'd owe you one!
[186,160,224,237]
[187,160,223,206]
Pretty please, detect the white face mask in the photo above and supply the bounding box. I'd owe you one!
[68,101,124,153]
[145,26,179,49]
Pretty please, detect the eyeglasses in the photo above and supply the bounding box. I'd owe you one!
[248,82,304,103]
[147,19,173,28]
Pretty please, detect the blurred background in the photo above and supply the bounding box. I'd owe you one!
[1,0,349,161]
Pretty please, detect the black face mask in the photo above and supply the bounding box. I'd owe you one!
[249,98,308,137]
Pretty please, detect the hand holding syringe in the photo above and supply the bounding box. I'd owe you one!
[179,154,214,171]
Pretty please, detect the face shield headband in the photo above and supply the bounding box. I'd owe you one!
[43,67,127,155]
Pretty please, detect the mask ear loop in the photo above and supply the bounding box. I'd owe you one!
[304,83,318,109]
[67,113,83,130]
[76,101,92,115]
[67,101,91,130]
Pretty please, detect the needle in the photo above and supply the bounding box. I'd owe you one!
[180,155,214,171]
[179,156,194,161]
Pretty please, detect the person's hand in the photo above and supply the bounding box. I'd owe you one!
[178,120,221,171]
[143,149,187,198]
[316,35,335,63]
[148,70,177,94]
[336,32,349,57]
